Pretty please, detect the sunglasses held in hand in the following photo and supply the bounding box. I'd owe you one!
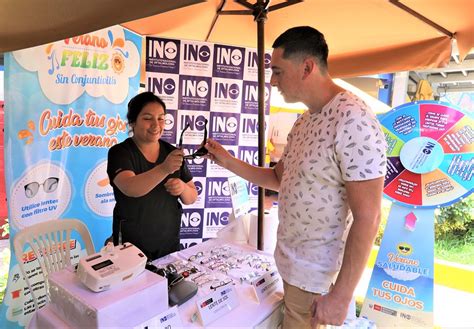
[178,119,209,159]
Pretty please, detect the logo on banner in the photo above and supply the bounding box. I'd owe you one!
[247,181,259,208]
[203,208,232,238]
[244,49,272,82]
[211,78,242,111]
[206,147,238,177]
[146,37,180,74]
[247,182,259,197]
[241,81,271,114]
[147,73,179,109]
[158,110,177,144]
[183,145,207,177]
[247,50,272,70]
[178,112,208,142]
[239,146,259,166]
[214,80,240,100]
[239,114,266,146]
[205,177,232,208]
[179,239,202,250]
[184,43,211,63]
[178,75,212,111]
[195,180,204,197]
[182,42,213,76]
[209,113,239,145]
[213,45,245,79]
[13,26,140,105]
[206,209,230,226]
[157,78,176,95]
[242,116,259,134]
[180,209,204,239]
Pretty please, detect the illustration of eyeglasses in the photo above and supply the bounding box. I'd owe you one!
[24,177,59,198]
[398,245,411,252]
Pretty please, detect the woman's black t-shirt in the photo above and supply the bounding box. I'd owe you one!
[107,138,193,260]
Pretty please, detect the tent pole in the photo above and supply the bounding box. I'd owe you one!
[254,0,268,251]
[229,0,300,250]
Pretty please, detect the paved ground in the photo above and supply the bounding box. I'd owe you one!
[1,238,473,328]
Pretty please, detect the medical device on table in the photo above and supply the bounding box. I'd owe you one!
[77,242,147,292]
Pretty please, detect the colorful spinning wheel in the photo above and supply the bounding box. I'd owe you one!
[381,101,473,208]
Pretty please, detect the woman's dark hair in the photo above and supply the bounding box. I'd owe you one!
[127,91,167,124]
[272,26,329,71]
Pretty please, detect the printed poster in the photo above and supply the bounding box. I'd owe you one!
[1,26,141,327]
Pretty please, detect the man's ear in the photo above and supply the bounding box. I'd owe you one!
[302,57,315,79]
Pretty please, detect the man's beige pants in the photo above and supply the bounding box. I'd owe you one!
[282,280,321,329]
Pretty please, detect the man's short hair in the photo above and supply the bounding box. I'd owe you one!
[272,26,329,70]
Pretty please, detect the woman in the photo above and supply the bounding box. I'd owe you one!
[107,92,198,260]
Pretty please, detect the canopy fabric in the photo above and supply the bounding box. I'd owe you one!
[0,0,204,53]
[1,0,472,77]
[122,0,473,78]
[403,0,473,60]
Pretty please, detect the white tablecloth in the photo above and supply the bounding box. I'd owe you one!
[29,239,284,328]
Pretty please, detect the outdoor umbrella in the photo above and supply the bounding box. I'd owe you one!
[0,0,205,53]
[2,0,473,249]
[122,0,474,78]
[121,0,474,248]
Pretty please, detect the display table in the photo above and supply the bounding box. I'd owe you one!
[28,239,284,328]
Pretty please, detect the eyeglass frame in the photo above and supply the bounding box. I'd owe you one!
[188,251,204,262]
[178,119,209,159]
[168,274,184,290]
[210,278,234,291]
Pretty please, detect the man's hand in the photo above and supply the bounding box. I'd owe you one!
[164,178,185,196]
[204,138,233,168]
[311,291,350,327]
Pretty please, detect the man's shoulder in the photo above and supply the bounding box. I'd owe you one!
[339,91,365,107]
[338,92,378,119]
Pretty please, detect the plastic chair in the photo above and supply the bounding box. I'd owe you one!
[13,219,95,311]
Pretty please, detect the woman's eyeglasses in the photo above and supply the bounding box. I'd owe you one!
[178,119,208,159]
[24,177,59,198]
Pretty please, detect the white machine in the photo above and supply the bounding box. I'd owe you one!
[77,242,147,292]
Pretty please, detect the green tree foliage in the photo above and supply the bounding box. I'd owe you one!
[435,194,474,244]
[375,195,474,247]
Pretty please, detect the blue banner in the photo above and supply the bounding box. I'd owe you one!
[1,26,141,327]
[361,204,434,326]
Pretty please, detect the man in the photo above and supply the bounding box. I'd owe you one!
[205,26,387,328]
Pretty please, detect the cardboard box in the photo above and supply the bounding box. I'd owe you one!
[48,267,168,328]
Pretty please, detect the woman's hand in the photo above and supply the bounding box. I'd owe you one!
[204,138,233,168]
[164,178,186,196]
[161,149,184,174]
